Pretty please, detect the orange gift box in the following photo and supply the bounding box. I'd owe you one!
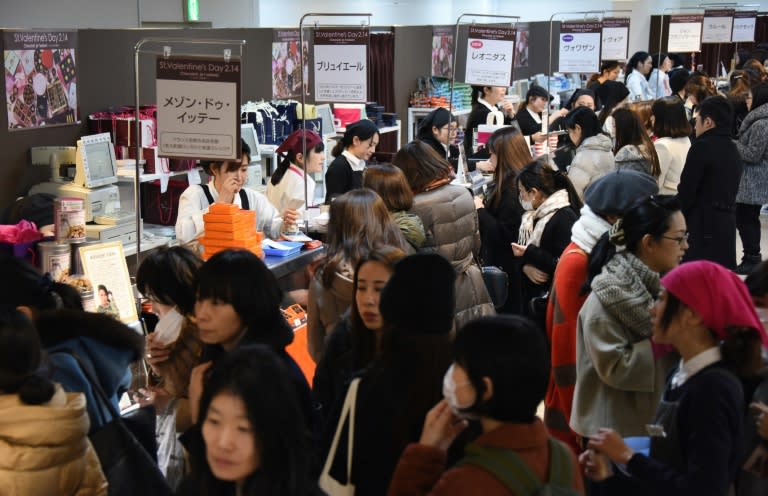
[199,233,263,249]
[208,203,240,215]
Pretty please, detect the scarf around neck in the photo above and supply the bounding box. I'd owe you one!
[571,205,611,254]
[518,189,571,246]
[591,251,660,339]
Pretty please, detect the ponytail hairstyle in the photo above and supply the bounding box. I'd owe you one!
[626,51,651,79]
[331,119,379,158]
[588,60,621,85]
[584,195,680,291]
[271,131,325,186]
[0,306,55,405]
[612,107,661,177]
[516,158,583,211]
[471,85,490,105]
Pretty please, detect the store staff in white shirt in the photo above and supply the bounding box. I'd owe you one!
[625,51,655,102]
[175,139,298,245]
[266,129,325,213]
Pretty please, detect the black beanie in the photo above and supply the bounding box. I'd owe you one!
[379,253,456,335]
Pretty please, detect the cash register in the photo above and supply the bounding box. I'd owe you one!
[29,133,138,245]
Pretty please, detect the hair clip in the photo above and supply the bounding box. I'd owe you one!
[608,218,626,246]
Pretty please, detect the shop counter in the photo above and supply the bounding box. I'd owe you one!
[265,245,325,281]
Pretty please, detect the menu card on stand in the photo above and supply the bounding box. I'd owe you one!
[702,9,734,43]
[464,25,516,87]
[732,11,757,43]
[601,18,630,61]
[667,15,704,53]
[313,28,369,103]
[559,22,602,73]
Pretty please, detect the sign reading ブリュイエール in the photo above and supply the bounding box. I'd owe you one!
[313,28,369,103]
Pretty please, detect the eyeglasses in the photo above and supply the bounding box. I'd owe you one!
[661,232,689,245]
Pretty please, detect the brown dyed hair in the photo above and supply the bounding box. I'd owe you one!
[322,189,407,288]
[629,100,654,135]
[652,97,692,138]
[685,73,717,106]
[363,163,414,212]
[393,141,452,194]
[729,70,752,100]
[612,107,661,177]
[486,126,532,208]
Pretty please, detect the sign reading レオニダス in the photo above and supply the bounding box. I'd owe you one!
[465,25,516,87]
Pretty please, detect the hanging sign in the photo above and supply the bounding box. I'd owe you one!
[156,56,241,161]
[702,9,734,43]
[464,25,516,87]
[313,28,368,102]
[667,15,703,53]
[431,26,454,78]
[4,30,79,130]
[732,11,757,43]
[558,22,602,74]
[601,18,630,61]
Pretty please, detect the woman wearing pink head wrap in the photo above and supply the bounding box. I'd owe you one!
[582,260,767,496]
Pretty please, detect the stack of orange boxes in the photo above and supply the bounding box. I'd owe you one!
[198,203,264,260]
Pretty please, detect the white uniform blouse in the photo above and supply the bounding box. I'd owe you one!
[266,164,317,214]
[175,181,283,244]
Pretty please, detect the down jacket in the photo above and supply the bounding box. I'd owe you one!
[0,386,107,495]
[567,134,615,200]
[411,183,495,329]
[736,102,768,205]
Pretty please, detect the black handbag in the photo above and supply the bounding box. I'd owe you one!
[481,265,509,310]
[65,351,172,496]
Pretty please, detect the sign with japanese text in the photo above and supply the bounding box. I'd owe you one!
[464,25,516,87]
[272,30,308,98]
[732,11,757,43]
[702,9,734,43]
[313,28,368,102]
[668,15,703,53]
[431,26,454,78]
[156,56,241,161]
[4,30,79,130]
[559,22,602,73]
[601,18,630,61]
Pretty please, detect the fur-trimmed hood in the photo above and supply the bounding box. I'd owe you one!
[35,309,144,360]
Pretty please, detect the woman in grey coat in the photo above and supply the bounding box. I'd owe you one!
[563,107,616,200]
[393,141,495,329]
[735,82,768,275]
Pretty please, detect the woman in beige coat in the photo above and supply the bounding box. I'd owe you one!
[0,308,107,495]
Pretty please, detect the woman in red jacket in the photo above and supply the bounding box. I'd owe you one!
[388,315,584,495]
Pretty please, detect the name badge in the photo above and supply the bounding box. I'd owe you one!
[646,424,667,438]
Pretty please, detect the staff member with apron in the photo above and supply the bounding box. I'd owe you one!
[175,139,297,245]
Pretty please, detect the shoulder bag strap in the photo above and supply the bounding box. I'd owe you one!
[320,377,360,484]
[200,184,215,206]
[239,189,250,210]
[461,443,540,494]
[547,438,574,487]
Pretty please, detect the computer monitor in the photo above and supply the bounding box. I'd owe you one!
[73,132,118,189]
[241,123,261,162]
[316,104,336,137]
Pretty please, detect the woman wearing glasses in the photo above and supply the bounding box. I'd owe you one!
[417,107,460,172]
[571,196,688,454]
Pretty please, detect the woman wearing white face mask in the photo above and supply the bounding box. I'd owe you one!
[389,316,585,494]
[511,159,582,318]
[137,246,204,488]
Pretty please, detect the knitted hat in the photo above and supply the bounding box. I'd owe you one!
[584,169,658,217]
[418,108,452,138]
[661,261,768,347]
[379,253,456,335]
[276,129,323,156]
